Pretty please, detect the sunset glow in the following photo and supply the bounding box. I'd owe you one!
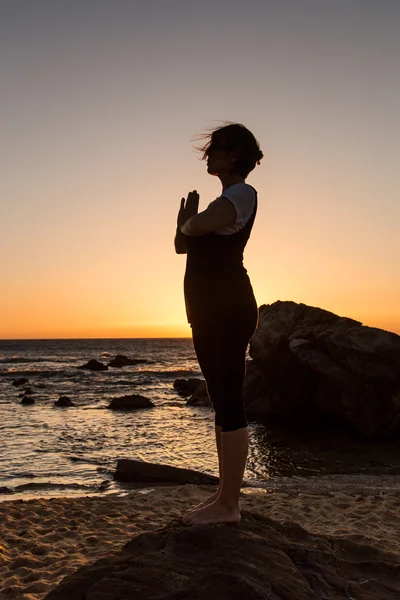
[1,1,399,338]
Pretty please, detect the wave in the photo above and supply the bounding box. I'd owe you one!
[0,370,73,378]
[0,368,199,379]
[0,357,67,364]
[108,379,147,385]
[132,370,199,378]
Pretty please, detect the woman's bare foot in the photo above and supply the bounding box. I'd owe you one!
[181,490,220,519]
[181,499,241,526]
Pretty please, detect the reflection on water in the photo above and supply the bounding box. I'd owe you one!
[1,337,399,501]
[2,398,400,502]
[248,420,400,479]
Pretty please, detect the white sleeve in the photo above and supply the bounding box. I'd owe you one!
[219,184,255,227]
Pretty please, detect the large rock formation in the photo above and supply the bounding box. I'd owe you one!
[45,510,400,599]
[244,301,400,437]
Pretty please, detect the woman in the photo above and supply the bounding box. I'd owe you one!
[174,122,263,525]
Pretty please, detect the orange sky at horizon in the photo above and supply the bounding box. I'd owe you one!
[1,311,399,340]
[1,2,399,340]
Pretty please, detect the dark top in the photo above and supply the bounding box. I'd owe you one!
[183,185,258,328]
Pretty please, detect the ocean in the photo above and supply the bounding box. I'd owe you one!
[1,338,399,502]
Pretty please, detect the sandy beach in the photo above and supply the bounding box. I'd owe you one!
[0,483,399,599]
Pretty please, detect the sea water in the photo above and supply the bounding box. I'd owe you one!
[1,338,399,501]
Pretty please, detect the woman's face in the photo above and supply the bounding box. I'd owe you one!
[206,142,238,176]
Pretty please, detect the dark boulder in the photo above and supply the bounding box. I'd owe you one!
[114,459,219,485]
[244,301,400,437]
[44,510,400,600]
[107,394,155,410]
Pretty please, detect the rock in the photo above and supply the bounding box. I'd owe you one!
[77,359,108,371]
[114,459,219,485]
[108,354,148,367]
[12,378,29,386]
[54,396,75,407]
[173,378,211,405]
[186,380,211,406]
[97,480,111,491]
[173,377,205,397]
[20,396,35,405]
[18,391,34,398]
[245,300,400,437]
[44,510,400,600]
[107,394,155,410]
[0,486,14,494]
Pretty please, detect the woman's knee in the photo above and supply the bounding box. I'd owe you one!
[221,410,248,432]
[211,398,246,432]
[210,391,247,433]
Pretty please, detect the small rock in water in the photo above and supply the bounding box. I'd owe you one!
[186,381,210,406]
[108,354,149,367]
[54,396,75,407]
[98,480,111,490]
[173,377,205,397]
[12,377,29,386]
[20,396,35,405]
[107,394,155,410]
[77,359,108,371]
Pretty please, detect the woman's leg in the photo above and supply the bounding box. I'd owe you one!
[184,424,223,514]
[182,326,224,514]
[182,309,258,525]
[212,330,251,511]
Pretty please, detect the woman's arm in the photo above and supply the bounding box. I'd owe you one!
[175,190,199,252]
[174,224,188,254]
[180,197,237,236]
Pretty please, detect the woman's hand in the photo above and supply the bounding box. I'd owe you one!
[178,190,199,229]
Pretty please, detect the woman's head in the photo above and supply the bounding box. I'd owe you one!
[192,121,263,179]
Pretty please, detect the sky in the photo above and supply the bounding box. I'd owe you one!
[1,0,399,339]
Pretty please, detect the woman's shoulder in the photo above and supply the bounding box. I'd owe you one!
[222,182,256,199]
[229,182,256,191]
[218,183,255,223]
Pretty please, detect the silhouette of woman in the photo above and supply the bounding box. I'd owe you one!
[174,122,263,525]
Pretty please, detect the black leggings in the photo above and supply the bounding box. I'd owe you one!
[190,308,258,432]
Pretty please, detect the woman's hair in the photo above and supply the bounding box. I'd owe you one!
[191,121,264,178]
